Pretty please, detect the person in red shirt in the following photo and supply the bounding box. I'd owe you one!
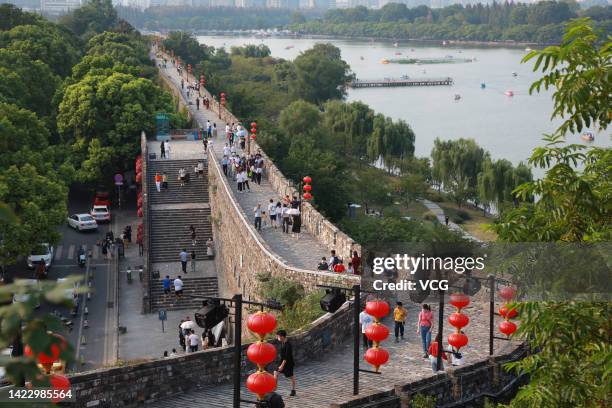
[351,251,361,275]
[333,260,346,273]
[428,340,447,372]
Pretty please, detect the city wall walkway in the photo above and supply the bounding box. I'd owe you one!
[155,56,331,271]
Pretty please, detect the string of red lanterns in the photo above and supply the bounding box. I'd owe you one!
[498,286,518,337]
[303,176,312,201]
[364,300,390,372]
[448,293,470,350]
[246,312,277,401]
[250,122,257,141]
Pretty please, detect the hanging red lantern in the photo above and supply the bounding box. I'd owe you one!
[49,374,71,403]
[303,176,312,184]
[303,184,312,192]
[137,208,143,218]
[247,342,277,366]
[25,334,67,373]
[136,162,142,173]
[449,293,470,310]
[365,300,390,320]
[246,371,276,400]
[499,286,516,302]
[138,223,143,232]
[137,196,143,208]
[365,324,389,343]
[251,127,257,133]
[251,122,257,128]
[303,192,312,200]
[251,135,257,140]
[499,320,517,336]
[364,347,389,371]
[448,332,469,349]
[499,305,517,319]
[247,312,277,337]
[135,172,142,184]
[448,312,470,330]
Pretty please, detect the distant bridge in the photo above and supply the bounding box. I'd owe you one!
[349,77,453,88]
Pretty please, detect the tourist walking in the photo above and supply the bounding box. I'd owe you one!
[188,330,199,353]
[162,172,168,190]
[206,238,214,259]
[268,199,277,228]
[417,304,434,358]
[351,251,362,275]
[359,307,373,349]
[155,172,161,192]
[222,156,228,176]
[393,301,407,342]
[212,123,217,138]
[173,275,184,297]
[428,340,447,372]
[281,204,290,234]
[160,140,166,159]
[191,250,196,274]
[162,275,171,295]
[179,249,188,273]
[196,97,200,110]
[254,204,262,231]
[190,224,197,246]
[207,120,211,138]
[274,330,296,397]
[165,140,171,159]
[178,167,186,187]
[317,257,328,270]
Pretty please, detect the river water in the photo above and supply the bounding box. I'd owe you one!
[196,35,609,164]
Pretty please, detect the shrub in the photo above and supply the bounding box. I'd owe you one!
[427,191,446,202]
[411,394,436,408]
[423,211,438,222]
[456,209,471,220]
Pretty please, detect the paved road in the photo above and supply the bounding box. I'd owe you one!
[4,189,119,371]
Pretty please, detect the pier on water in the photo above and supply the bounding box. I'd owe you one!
[349,77,453,88]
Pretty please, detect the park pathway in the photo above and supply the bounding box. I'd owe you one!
[419,199,482,242]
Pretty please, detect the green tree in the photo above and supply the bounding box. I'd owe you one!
[523,18,611,135]
[290,43,354,105]
[279,100,321,137]
[163,31,210,66]
[60,0,119,39]
[0,103,50,170]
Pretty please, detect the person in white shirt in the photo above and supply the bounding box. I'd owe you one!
[188,331,199,353]
[223,144,231,157]
[230,144,236,154]
[268,199,277,228]
[359,308,374,349]
[165,140,171,159]
[173,276,184,297]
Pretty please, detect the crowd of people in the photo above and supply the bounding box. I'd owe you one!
[360,301,464,373]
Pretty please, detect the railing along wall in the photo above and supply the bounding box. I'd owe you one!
[140,131,152,313]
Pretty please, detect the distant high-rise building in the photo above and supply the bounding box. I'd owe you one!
[41,0,81,15]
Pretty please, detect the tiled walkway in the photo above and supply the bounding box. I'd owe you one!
[156,59,330,271]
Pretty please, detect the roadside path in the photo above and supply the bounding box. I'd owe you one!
[419,198,482,242]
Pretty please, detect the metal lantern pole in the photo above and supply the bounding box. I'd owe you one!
[353,284,360,395]
[232,294,242,408]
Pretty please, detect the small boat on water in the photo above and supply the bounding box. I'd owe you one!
[360,56,364,60]
[285,45,294,50]
[380,58,390,64]
[505,90,514,97]
[442,41,447,45]
[393,42,399,47]
[525,47,533,52]
[480,82,486,89]
[581,131,595,142]
[512,72,518,77]
[394,52,402,55]
[454,94,461,100]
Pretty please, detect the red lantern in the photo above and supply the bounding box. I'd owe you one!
[247,312,277,337]
[135,172,142,184]
[251,127,257,134]
[365,324,389,342]
[247,342,277,366]
[137,196,143,208]
[251,122,257,128]
[138,223,143,232]
[499,320,517,336]
[24,334,67,373]
[448,312,469,329]
[49,374,71,403]
[303,176,312,184]
[499,286,516,302]
[251,135,257,140]
[303,184,312,192]
[448,332,469,349]
[136,161,142,173]
[365,300,390,320]
[137,208,143,218]
[449,293,470,310]
[364,347,389,371]
[220,92,225,98]
[499,305,518,319]
[303,192,312,200]
[246,371,276,399]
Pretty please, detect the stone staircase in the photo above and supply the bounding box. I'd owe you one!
[148,159,209,205]
[150,277,219,311]
[149,208,212,263]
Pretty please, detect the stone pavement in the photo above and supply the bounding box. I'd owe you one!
[148,301,520,408]
[419,199,482,242]
[156,59,330,271]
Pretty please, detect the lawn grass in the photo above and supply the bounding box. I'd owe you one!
[437,201,498,241]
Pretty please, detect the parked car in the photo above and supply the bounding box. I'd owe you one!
[90,205,111,223]
[27,243,54,269]
[94,190,111,208]
[12,279,40,308]
[67,214,98,231]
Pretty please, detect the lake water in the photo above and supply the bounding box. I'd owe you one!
[197,35,609,164]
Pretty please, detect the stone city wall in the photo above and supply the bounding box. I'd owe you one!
[330,344,528,408]
[69,301,354,407]
[207,146,359,299]
[211,101,361,262]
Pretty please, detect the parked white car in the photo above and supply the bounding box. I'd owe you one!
[27,243,54,269]
[90,205,111,223]
[67,214,98,231]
